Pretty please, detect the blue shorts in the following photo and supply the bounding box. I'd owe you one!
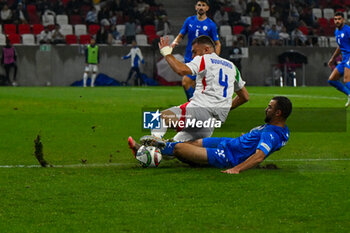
[203,137,235,168]
[185,57,196,80]
[336,55,350,75]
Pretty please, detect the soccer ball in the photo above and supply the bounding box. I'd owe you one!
[136,145,162,168]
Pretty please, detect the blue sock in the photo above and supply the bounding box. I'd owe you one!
[328,80,350,96]
[185,86,194,101]
[161,142,180,155]
[345,82,350,95]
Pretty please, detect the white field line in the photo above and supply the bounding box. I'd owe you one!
[249,93,344,100]
[0,163,134,168]
[1,158,350,168]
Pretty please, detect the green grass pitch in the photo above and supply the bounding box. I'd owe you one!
[0,86,349,232]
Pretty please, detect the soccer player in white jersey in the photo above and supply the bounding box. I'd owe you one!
[138,35,249,145]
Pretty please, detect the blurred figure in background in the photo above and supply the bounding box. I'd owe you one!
[1,38,18,86]
[83,38,100,87]
[122,40,144,86]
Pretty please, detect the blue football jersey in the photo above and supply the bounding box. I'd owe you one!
[180,16,219,62]
[223,124,290,166]
[335,24,350,56]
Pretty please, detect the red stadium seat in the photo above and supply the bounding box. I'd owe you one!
[147,34,160,44]
[144,25,156,35]
[66,34,78,44]
[298,26,308,35]
[32,24,44,35]
[62,0,70,6]
[26,4,37,15]
[70,15,82,25]
[252,16,264,31]
[233,25,244,34]
[88,24,100,35]
[4,24,17,35]
[318,18,328,28]
[18,24,31,35]
[7,34,21,44]
[79,34,91,44]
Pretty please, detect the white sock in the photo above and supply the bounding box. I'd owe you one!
[83,73,88,87]
[91,73,96,87]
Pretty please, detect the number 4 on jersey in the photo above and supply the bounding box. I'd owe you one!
[219,68,228,97]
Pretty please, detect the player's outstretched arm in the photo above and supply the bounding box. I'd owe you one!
[171,33,183,48]
[159,36,192,76]
[328,46,341,68]
[221,149,265,174]
[231,86,249,110]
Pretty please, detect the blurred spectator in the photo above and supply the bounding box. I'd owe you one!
[53,0,66,15]
[285,16,298,33]
[291,27,307,46]
[214,5,229,26]
[86,7,98,25]
[13,3,28,24]
[261,18,271,34]
[307,27,318,46]
[37,0,53,16]
[267,25,280,45]
[241,26,252,45]
[231,0,246,15]
[276,20,284,32]
[1,4,12,24]
[137,0,149,14]
[288,0,300,23]
[156,15,171,36]
[111,0,126,12]
[108,24,122,44]
[229,6,241,26]
[1,38,17,86]
[252,27,266,46]
[125,17,137,44]
[39,27,52,44]
[98,6,110,26]
[52,24,65,44]
[140,5,155,26]
[246,0,261,17]
[66,0,81,16]
[279,27,290,45]
[155,4,167,19]
[96,25,109,44]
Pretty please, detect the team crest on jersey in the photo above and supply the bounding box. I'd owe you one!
[342,33,345,38]
[203,26,208,31]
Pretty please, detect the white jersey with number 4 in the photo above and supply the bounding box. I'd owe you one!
[185,52,245,122]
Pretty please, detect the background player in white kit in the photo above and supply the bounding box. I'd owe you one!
[141,35,249,144]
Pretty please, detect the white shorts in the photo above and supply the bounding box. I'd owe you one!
[166,101,218,142]
[85,64,98,73]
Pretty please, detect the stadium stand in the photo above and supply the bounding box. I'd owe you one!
[0,34,6,45]
[65,34,78,44]
[18,24,31,35]
[74,25,88,36]
[56,15,69,26]
[22,34,35,45]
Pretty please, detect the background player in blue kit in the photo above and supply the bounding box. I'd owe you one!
[171,0,221,101]
[327,12,350,107]
[129,96,292,174]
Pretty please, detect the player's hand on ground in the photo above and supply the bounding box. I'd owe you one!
[158,36,170,49]
[221,168,240,174]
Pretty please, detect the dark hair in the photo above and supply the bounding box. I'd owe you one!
[191,35,215,49]
[272,96,292,119]
[335,11,344,18]
[197,0,209,5]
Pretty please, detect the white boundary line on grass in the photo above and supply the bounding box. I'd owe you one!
[1,158,350,168]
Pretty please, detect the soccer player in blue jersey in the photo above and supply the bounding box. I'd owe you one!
[129,96,291,174]
[327,12,350,107]
[171,0,221,101]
